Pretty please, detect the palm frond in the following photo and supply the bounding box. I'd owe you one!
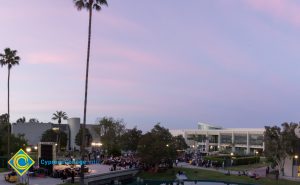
[74,0,86,10]
[93,4,101,11]
[96,0,108,6]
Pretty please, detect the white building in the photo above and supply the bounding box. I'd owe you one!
[11,117,100,150]
[170,122,265,155]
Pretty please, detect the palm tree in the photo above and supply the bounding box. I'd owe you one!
[73,1,107,183]
[0,48,20,157]
[16,116,26,123]
[52,111,68,152]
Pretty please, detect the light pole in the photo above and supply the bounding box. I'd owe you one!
[294,155,298,177]
[255,151,259,163]
[230,152,234,166]
[25,147,32,185]
[52,127,59,153]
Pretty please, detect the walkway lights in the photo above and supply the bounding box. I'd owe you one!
[91,142,102,147]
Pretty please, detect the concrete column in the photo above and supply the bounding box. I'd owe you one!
[246,132,250,154]
[232,132,235,153]
[218,133,221,150]
[205,133,209,152]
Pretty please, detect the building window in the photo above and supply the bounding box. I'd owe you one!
[249,135,263,146]
[220,134,232,144]
[208,135,218,143]
[234,135,247,145]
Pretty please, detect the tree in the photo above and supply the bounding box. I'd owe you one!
[41,129,68,149]
[94,117,125,156]
[0,48,20,157]
[121,127,142,152]
[52,111,68,152]
[264,122,300,176]
[28,118,39,123]
[16,116,26,123]
[0,134,27,157]
[137,124,177,171]
[173,135,188,151]
[75,127,93,148]
[0,113,8,124]
[0,114,27,157]
[73,0,108,181]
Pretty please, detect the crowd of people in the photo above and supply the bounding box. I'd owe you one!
[102,155,140,171]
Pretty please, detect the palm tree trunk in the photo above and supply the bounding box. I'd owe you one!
[58,122,61,153]
[7,67,10,158]
[81,5,93,185]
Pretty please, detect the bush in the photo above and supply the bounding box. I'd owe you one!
[204,156,224,166]
[232,156,260,165]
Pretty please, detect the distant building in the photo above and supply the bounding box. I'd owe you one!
[170,122,265,155]
[11,117,100,150]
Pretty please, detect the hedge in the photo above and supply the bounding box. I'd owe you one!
[232,156,260,165]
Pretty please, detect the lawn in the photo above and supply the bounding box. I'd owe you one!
[226,163,269,171]
[138,167,300,185]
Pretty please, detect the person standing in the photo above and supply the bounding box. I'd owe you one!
[275,169,279,181]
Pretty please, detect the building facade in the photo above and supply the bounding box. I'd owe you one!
[11,117,100,150]
[170,122,265,155]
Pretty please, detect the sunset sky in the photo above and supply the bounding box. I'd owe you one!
[1,0,300,131]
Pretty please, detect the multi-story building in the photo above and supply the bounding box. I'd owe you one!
[170,122,265,155]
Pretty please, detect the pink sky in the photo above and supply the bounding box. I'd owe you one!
[1,0,300,131]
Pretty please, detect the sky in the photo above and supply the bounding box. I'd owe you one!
[1,0,300,131]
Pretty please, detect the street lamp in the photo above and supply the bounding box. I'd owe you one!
[34,146,38,150]
[292,155,298,177]
[26,147,31,153]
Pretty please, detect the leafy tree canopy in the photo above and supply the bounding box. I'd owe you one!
[94,117,125,156]
[41,129,68,149]
[29,118,39,123]
[75,127,93,148]
[137,124,177,168]
[264,122,300,175]
[121,127,142,152]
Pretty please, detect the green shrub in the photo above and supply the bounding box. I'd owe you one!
[232,156,260,165]
[204,156,224,166]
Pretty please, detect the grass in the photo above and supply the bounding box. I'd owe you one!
[0,168,8,173]
[226,163,269,171]
[138,167,300,185]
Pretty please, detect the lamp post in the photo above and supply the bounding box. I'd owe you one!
[294,155,298,177]
[25,147,32,185]
[255,151,259,163]
[52,127,60,152]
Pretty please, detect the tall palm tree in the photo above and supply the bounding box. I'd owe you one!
[52,111,68,152]
[73,1,107,183]
[0,48,20,157]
